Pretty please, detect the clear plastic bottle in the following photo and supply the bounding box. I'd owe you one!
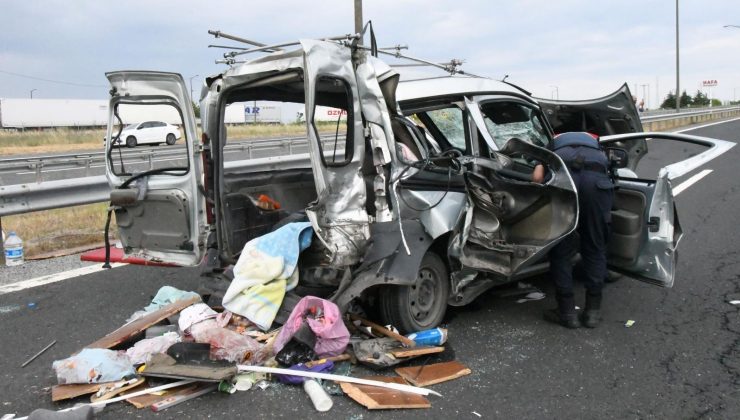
[4,231,24,266]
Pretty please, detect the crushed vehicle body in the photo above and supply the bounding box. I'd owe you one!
[103,39,735,333]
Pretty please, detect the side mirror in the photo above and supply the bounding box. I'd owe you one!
[606,147,628,169]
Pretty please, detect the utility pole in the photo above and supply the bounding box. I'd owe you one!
[640,84,649,109]
[188,74,199,102]
[354,0,363,44]
[30,89,37,99]
[676,0,680,112]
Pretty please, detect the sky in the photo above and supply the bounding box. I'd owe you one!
[1,0,739,108]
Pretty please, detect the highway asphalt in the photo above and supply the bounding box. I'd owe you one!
[0,119,738,418]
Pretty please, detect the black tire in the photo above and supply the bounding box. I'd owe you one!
[126,136,137,148]
[378,251,449,334]
[166,133,176,145]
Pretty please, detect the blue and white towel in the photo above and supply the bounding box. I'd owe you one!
[222,222,313,330]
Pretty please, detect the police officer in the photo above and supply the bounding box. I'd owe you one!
[533,132,615,328]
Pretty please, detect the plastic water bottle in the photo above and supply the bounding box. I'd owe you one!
[406,327,448,346]
[4,231,24,266]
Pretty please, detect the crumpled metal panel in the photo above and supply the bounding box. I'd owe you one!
[355,54,396,222]
[300,40,370,266]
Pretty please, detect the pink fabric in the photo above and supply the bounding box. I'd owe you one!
[274,296,349,357]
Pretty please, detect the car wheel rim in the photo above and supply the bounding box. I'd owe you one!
[408,267,438,325]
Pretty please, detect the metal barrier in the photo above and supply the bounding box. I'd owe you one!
[1,107,737,219]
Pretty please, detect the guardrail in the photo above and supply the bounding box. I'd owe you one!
[1,107,737,219]
[640,106,740,122]
[0,134,336,183]
[639,104,737,118]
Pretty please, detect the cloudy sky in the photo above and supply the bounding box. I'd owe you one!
[1,0,738,108]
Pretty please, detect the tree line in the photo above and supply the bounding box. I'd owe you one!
[660,90,723,109]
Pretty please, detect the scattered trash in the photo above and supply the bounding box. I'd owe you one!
[4,231,25,267]
[472,411,482,417]
[625,320,636,328]
[91,377,145,403]
[53,348,135,384]
[126,286,200,323]
[395,361,471,387]
[516,291,546,303]
[39,283,469,416]
[0,305,21,314]
[125,332,180,365]
[303,379,333,412]
[27,302,37,310]
[340,376,431,410]
[406,328,448,347]
[274,296,350,357]
[21,340,57,368]
[729,300,740,305]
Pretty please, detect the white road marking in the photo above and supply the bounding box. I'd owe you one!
[672,169,713,196]
[0,262,127,295]
[674,117,740,133]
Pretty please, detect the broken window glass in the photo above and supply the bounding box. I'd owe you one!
[479,102,551,150]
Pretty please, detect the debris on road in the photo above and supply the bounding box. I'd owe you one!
[729,300,740,305]
[38,279,469,416]
[625,320,636,327]
[21,340,57,368]
[395,361,471,387]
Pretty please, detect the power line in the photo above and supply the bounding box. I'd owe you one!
[0,69,106,88]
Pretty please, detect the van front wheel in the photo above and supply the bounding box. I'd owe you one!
[378,251,449,334]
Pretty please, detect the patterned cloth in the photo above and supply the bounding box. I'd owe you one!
[222,222,313,330]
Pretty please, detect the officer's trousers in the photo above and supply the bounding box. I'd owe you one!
[549,171,614,298]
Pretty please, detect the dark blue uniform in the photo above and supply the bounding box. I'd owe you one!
[548,132,614,327]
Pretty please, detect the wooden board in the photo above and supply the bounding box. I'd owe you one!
[340,376,430,410]
[350,315,416,347]
[85,296,200,350]
[52,383,106,402]
[395,361,471,387]
[389,346,444,358]
[124,384,200,409]
[90,377,146,402]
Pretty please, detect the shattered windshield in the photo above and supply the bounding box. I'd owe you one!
[480,102,551,150]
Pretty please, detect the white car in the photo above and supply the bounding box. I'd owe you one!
[107,121,181,147]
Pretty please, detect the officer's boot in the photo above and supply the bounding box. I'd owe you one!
[544,294,580,329]
[580,292,602,328]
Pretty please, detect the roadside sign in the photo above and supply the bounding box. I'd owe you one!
[702,80,718,87]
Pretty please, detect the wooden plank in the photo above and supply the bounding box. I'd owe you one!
[150,383,217,412]
[389,346,444,358]
[90,377,146,403]
[349,315,416,347]
[395,361,471,387]
[51,383,106,402]
[124,384,199,409]
[85,296,200,350]
[340,376,430,410]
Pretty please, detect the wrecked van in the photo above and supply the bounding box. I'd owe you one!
[103,38,734,333]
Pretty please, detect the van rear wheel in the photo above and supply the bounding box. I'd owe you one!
[378,251,449,334]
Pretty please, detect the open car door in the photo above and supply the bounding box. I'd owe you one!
[458,100,579,279]
[105,71,205,266]
[538,83,649,173]
[601,132,735,287]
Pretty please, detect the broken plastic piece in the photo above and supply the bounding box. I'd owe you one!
[304,379,333,412]
[625,320,636,327]
[729,300,740,305]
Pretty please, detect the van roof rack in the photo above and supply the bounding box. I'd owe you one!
[207,28,485,78]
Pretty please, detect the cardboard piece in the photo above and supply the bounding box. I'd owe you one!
[52,383,106,402]
[85,296,200,350]
[395,361,471,387]
[140,353,236,382]
[340,376,430,409]
[389,346,445,358]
